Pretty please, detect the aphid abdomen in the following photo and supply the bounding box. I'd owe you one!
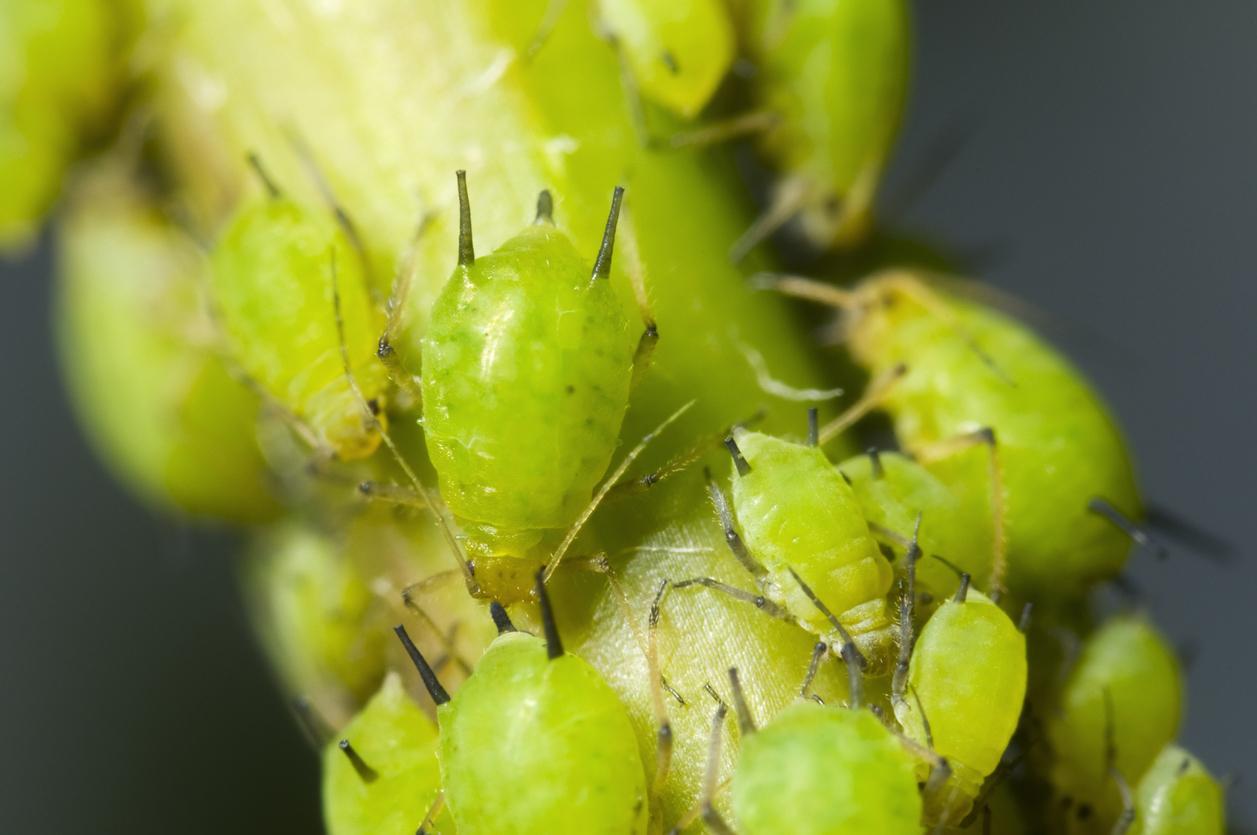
[421,224,635,558]
[896,590,1027,823]
[730,431,894,657]
[439,632,648,835]
[211,198,388,459]
[1131,746,1226,835]
[731,703,921,835]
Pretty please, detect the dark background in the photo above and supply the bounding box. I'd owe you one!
[2,2,1254,831]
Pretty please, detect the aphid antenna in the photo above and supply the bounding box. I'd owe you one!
[722,435,752,476]
[378,208,435,402]
[818,362,908,445]
[489,601,516,635]
[455,169,474,266]
[416,791,446,835]
[728,177,808,263]
[543,400,694,583]
[799,640,828,700]
[705,468,770,579]
[591,185,625,282]
[394,624,451,706]
[328,250,478,593]
[534,189,554,225]
[245,151,282,199]
[291,696,334,750]
[338,739,379,783]
[806,407,819,447]
[727,667,756,736]
[1088,497,1169,561]
[893,515,923,707]
[533,568,564,660]
[646,579,675,802]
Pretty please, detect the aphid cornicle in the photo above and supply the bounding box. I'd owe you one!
[210,167,388,461]
[766,270,1141,597]
[1129,745,1226,835]
[398,574,648,834]
[322,673,451,835]
[420,175,638,566]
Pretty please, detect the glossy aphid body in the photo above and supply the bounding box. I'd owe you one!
[838,449,995,599]
[322,673,451,835]
[1128,746,1226,835]
[55,167,279,523]
[1046,616,1182,829]
[420,177,638,564]
[769,271,1141,597]
[722,428,895,666]
[894,583,1027,825]
[399,575,648,835]
[210,167,387,461]
[737,0,911,249]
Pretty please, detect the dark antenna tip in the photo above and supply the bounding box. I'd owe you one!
[591,185,625,281]
[806,408,819,447]
[723,436,751,477]
[393,624,451,705]
[455,170,474,267]
[338,739,379,783]
[867,447,884,479]
[535,189,554,224]
[535,568,564,660]
[489,601,516,635]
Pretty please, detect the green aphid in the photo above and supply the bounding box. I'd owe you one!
[1129,745,1226,835]
[768,271,1141,597]
[420,175,636,567]
[736,0,911,250]
[839,448,996,599]
[729,700,922,835]
[322,673,451,835]
[0,0,118,250]
[1047,615,1182,828]
[599,0,736,119]
[397,573,648,835]
[55,168,279,523]
[210,172,387,461]
[894,584,1027,825]
[241,523,389,714]
[720,428,895,666]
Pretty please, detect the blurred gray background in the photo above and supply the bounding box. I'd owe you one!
[2,1,1253,831]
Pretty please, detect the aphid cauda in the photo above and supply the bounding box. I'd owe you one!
[209,160,388,461]
[763,270,1141,597]
[322,673,451,835]
[420,174,646,565]
[397,572,648,834]
[1128,745,1226,835]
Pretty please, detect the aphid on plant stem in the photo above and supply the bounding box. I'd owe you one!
[891,548,1028,826]
[209,159,388,460]
[398,571,648,834]
[1046,615,1182,828]
[321,673,451,835]
[1128,745,1226,835]
[761,270,1141,597]
[420,173,652,567]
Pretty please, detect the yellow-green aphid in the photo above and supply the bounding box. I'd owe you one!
[0,0,118,250]
[321,673,451,835]
[397,574,647,835]
[1047,615,1182,828]
[598,0,736,119]
[241,524,388,715]
[737,0,910,249]
[721,427,894,665]
[893,579,1027,825]
[210,164,387,460]
[55,169,278,523]
[770,271,1140,597]
[839,448,995,598]
[729,699,922,835]
[420,175,637,564]
[1128,746,1226,835]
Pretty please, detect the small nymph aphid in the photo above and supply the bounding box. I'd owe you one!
[1128,745,1226,835]
[763,270,1141,597]
[420,174,644,566]
[398,572,648,834]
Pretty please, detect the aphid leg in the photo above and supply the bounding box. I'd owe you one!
[697,690,736,835]
[1103,688,1137,835]
[521,0,569,62]
[416,790,446,835]
[665,109,779,151]
[1087,497,1169,561]
[329,249,478,594]
[245,151,282,199]
[394,623,451,706]
[611,411,766,496]
[401,575,474,677]
[376,209,432,405]
[647,579,676,805]
[817,362,909,444]
[671,577,794,622]
[799,640,828,700]
[912,427,1008,599]
[729,176,810,263]
[727,667,756,737]
[291,696,334,750]
[609,191,661,392]
[705,468,770,578]
[542,399,694,582]
[786,567,867,708]
[892,516,923,712]
[1143,503,1234,562]
[337,739,379,783]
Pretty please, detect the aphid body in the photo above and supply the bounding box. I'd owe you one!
[322,673,450,835]
[211,192,387,460]
[1130,745,1226,835]
[894,589,1027,824]
[731,702,921,835]
[728,429,895,662]
[421,182,636,562]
